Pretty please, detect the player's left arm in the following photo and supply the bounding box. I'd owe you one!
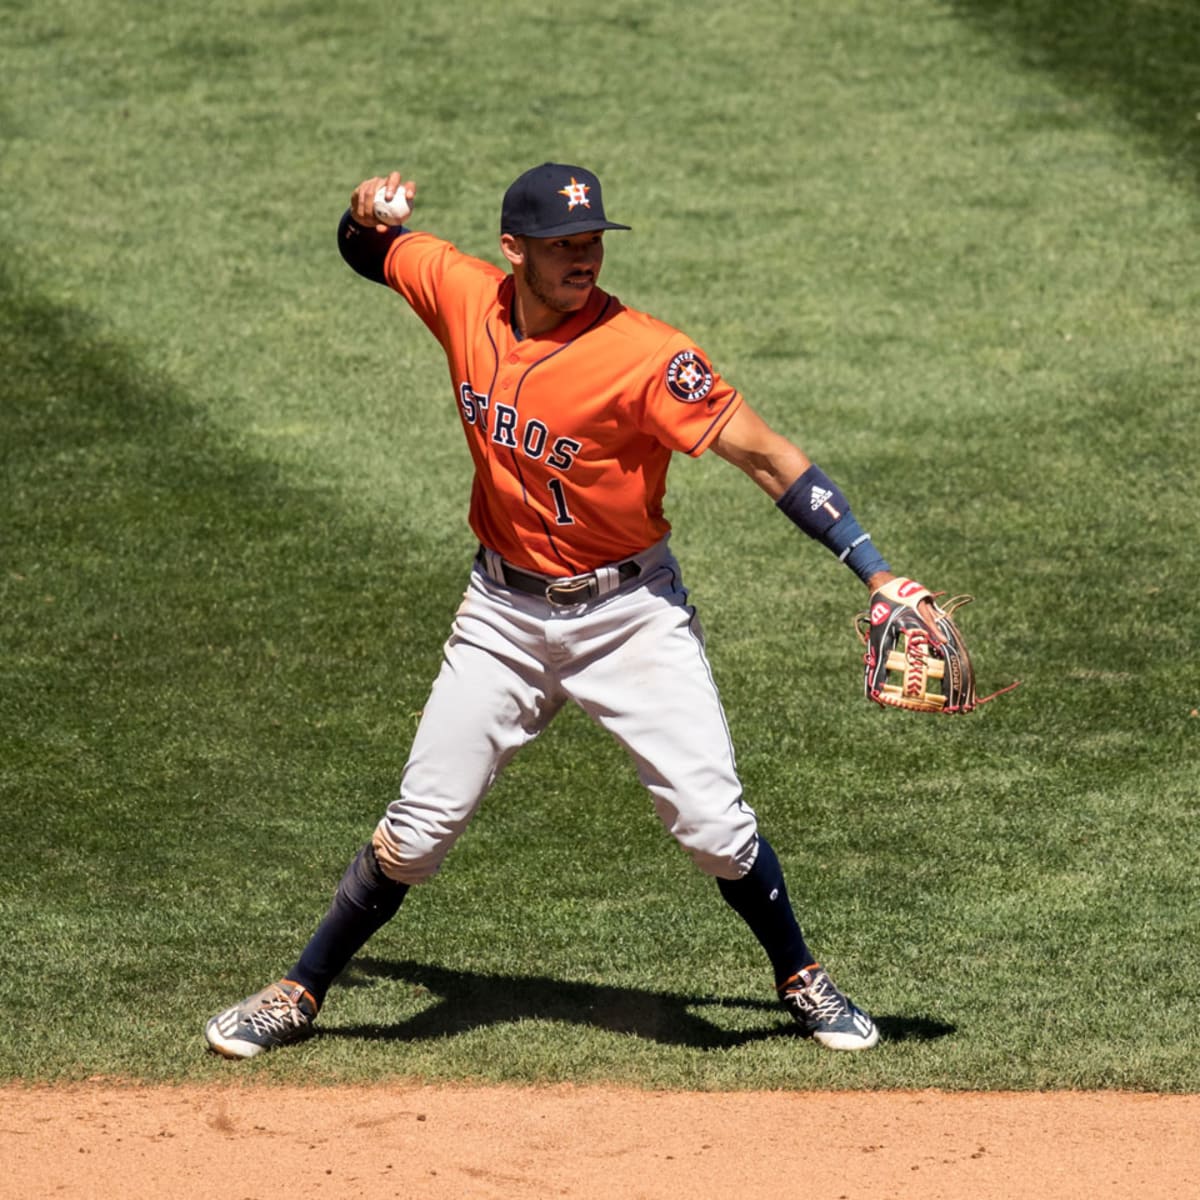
[710,403,810,499]
[711,402,894,592]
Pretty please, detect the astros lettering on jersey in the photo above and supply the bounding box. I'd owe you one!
[382,233,743,576]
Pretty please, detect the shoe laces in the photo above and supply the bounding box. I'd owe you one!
[784,969,847,1025]
[245,985,312,1036]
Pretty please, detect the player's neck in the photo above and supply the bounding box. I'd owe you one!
[511,280,594,339]
[511,295,567,339]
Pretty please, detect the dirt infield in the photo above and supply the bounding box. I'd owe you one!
[2,1084,1197,1199]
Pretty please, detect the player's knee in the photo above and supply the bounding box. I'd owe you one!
[677,818,760,881]
[371,815,452,884]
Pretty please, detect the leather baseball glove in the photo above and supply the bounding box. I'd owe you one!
[853,577,978,713]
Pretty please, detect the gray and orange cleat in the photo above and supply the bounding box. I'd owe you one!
[777,964,879,1051]
[205,979,318,1059]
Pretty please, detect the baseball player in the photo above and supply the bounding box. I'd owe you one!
[206,162,927,1059]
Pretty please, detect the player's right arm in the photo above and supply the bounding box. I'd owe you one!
[339,170,496,337]
[337,172,416,285]
[349,171,415,233]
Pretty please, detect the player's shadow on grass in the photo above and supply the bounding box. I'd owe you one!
[324,957,954,1050]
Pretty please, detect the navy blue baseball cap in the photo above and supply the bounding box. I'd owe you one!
[501,163,631,238]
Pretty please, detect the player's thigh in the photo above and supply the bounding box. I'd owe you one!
[563,565,757,876]
[375,575,564,878]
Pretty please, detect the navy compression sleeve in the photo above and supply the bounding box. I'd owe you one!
[777,464,892,583]
[337,209,407,285]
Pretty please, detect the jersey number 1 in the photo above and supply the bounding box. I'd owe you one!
[547,478,575,525]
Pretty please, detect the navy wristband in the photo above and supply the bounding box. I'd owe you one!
[337,209,407,285]
[832,515,892,582]
[776,465,850,537]
[777,465,892,583]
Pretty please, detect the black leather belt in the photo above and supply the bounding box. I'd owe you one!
[475,547,641,606]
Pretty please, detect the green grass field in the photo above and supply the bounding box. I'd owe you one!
[2,0,1197,1091]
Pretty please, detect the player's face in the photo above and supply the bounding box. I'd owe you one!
[519,231,605,315]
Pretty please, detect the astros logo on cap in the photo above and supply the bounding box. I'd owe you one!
[557,178,592,210]
[665,349,715,403]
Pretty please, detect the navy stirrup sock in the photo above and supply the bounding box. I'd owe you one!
[717,836,813,987]
[288,843,408,1007]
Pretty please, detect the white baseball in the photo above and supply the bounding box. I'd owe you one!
[373,186,412,225]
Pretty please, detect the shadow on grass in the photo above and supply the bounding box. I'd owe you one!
[952,0,1200,182]
[0,258,461,879]
[324,957,955,1050]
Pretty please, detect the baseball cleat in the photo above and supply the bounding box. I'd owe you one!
[777,964,879,1051]
[204,979,318,1059]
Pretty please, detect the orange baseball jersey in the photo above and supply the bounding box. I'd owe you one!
[382,232,744,576]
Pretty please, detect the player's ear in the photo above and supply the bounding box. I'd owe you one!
[500,233,525,269]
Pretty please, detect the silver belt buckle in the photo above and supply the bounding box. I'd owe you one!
[545,574,597,606]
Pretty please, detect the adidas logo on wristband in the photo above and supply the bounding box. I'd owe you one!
[810,486,841,518]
